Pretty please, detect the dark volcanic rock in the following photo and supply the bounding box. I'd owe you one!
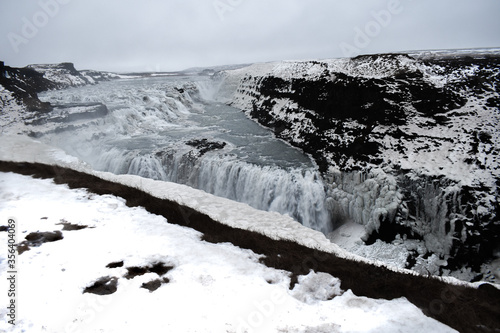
[17,230,64,254]
[185,138,227,156]
[0,65,56,111]
[24,230,64,245]
[124,262,174,280]
[83,276,118,295]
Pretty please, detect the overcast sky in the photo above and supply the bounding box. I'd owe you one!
[1,0,499,73]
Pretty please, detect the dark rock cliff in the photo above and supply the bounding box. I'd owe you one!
[222,51,500,280]
[0,64,57,111]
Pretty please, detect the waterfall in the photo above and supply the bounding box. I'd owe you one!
[38,76,335,234]
[84,146,332,233]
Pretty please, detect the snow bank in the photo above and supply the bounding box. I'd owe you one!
[0,167,457,332]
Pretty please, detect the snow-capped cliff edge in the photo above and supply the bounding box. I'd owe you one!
[27,62,119,87]
[216,50,500,282]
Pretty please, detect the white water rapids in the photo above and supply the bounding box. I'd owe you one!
[39,76,333,233]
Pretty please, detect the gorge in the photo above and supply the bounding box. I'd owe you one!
[1,50,499,283]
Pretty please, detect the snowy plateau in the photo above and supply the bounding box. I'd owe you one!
[0,51,500,332]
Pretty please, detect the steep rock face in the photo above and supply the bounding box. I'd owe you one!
[0,65,57,111]
[218,51,500,279]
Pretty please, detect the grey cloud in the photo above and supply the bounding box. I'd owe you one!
[1,0,499,72]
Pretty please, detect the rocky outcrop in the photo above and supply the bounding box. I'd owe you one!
[0,64,57,111]
[217,50,500,280]
[185,138,227,156]
[27,62,119,88]
[25,102,109,137]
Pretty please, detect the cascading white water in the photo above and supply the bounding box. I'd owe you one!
[38,75,333,233]
[81,146,331,232]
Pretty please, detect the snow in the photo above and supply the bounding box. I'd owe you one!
[328,223,423,271]
[1,52,496,330]
[221,54,421,84]
[0,85,29,134]
[327,222,367,251]
[0,135,86,168]
[0,171,457,332]
[27,64,89,87]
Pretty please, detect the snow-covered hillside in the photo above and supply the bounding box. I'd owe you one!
[27,63,120,88]
[1,134,499,332]
[216,50,500,282]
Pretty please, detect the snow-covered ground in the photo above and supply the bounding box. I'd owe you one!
[0,166,456,332]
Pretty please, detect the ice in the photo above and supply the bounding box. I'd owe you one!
[325,169,402,235]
